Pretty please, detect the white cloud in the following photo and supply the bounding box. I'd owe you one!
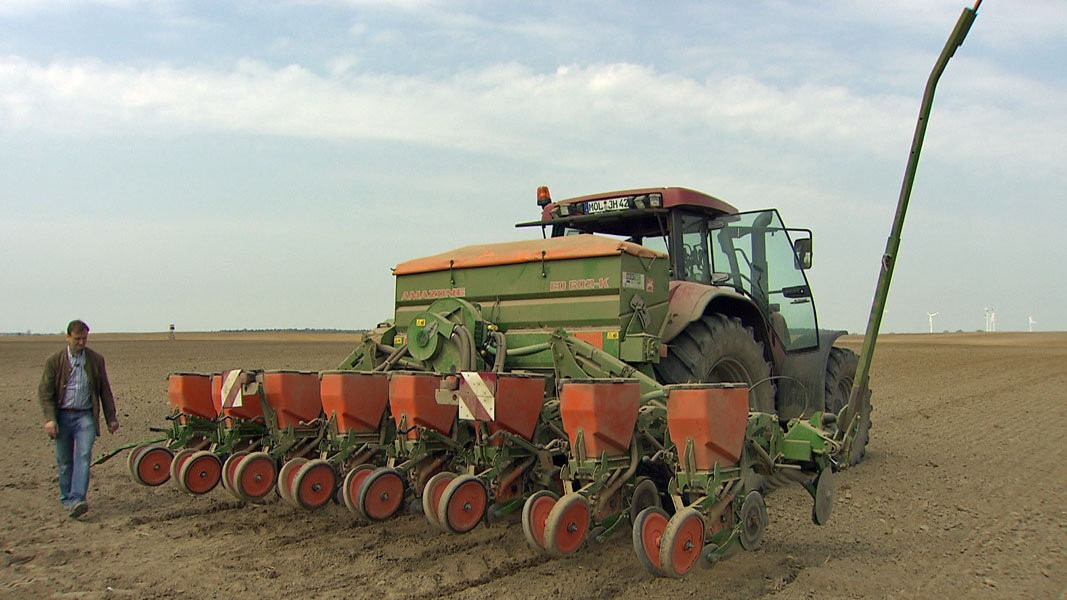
[0,56,947,159]
[0,0,149,16]
[2,41,1063,181]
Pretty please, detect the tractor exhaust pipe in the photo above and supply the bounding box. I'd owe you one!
[841,2,981,456]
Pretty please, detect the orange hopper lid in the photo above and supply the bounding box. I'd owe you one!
[394,234,666,276]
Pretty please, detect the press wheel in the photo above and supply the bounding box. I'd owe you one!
[632,506,669,577]
[341,464,376,517]
[293,460,337,511]
[422,472,456,530]
[170,448,199,492]
[660,507,705,578]
[358,468,406,521]
[233,451,277,503]
[738,490,768,551]
[221,451,249,499]
[521,490,558,553]
[127,444,148,483]
[438,475,488,534]
[179,451,222,495]
[544,493,590,557]
[132,445,173,487]
[277,457,309,507]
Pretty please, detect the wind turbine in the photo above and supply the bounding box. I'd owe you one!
[926,312,939,334]
[1029,315,1037,332]
[990,306,997,332]
[984,307,991,332]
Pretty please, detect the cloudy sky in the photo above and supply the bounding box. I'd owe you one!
[2,0,1064,334]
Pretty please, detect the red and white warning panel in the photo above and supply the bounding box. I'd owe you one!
[220,369,245,408]
[211,370,263,420]
[435,372,498,421]
[437,372,547,442]
[457,372,497,421]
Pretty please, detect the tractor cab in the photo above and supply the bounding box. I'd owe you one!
[517,187,819,352]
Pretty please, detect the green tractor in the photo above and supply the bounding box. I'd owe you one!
[519,186,871,465]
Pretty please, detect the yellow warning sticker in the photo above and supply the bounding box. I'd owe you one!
[415,318,426,326]
[607,331,619,340]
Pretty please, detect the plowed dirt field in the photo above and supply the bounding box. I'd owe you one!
[2,332,1064,599]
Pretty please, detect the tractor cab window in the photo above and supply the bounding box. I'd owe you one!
[676,213,711,284]
[555,225,671,264]
[641,235,667,252]
[711,210,818,352]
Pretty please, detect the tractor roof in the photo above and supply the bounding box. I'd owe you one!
[516,187,738,238]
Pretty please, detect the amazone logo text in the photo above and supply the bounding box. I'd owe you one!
[400,287,467,301]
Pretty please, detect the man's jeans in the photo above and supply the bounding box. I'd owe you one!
[55,409,96,508]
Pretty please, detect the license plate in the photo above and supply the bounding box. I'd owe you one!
[584,197,631,214]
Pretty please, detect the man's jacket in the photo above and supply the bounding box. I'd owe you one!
[38,347,117,435]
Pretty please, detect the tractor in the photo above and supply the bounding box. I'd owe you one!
[517,186,871,466]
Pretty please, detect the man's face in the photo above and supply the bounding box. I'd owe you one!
[66,329,88,355]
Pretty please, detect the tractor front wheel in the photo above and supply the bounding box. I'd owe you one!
[824,346,871,466]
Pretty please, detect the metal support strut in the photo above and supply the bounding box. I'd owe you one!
[841,2,981,457]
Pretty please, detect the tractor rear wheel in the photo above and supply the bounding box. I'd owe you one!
[824,347,871,466]
[655,314,774,413]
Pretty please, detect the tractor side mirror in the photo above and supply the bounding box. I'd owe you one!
[794,237,813,270]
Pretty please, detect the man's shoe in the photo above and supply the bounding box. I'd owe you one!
[69,501,88,519]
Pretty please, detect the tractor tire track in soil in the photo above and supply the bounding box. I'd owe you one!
[1,332,1064,599]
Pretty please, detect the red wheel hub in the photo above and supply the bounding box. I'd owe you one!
[181,451,222,495]
[135,446,173,487]
[235,453,276,501]
[295,461,337,510]
[545,493,590,556]
[441,476,488,534]
[359,469,405,521]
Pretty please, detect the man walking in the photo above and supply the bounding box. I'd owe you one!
[38,319,120,518]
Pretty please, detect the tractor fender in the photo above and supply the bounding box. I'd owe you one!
[662,281,772,355]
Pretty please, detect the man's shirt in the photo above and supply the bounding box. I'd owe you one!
[60,347,92,410]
